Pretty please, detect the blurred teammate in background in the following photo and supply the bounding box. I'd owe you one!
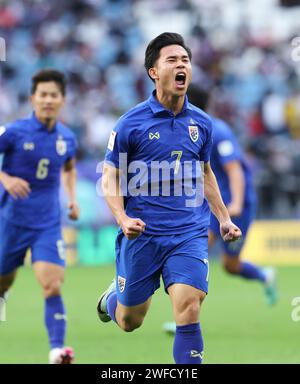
[163,85,278,335]
[0,69,79,364]
[97,33,241,364]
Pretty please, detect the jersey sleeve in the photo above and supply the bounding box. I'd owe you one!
[0,125,15,153]
[66,134,78,161]
[214,123,241,166]
[199,119,213,163]
[104,118,131,168]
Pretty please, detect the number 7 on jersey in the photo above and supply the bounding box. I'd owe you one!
[171,150,183,174]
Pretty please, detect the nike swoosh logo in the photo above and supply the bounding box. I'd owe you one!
[190,350,204,359]
[54,313,67,321]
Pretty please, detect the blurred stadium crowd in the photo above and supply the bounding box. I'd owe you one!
[1,0,300,222]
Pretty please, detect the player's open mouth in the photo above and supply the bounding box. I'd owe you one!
[175,72,186,87]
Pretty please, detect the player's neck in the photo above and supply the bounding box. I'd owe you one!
[35,114,56,131]
[155,90,185,116]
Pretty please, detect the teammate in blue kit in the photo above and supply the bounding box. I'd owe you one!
[163,86,278,335]
[187,85,277,301]
[0,69,79,364]
[97,33,242,364]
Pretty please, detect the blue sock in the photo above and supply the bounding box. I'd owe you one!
[240,261,266,282]
[106,291,117,323]
[173,323,203,364]
[45,295,66,349]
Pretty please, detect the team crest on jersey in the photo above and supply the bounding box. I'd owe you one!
[188,125,199,142]
[118,275,126,293]
[56,136,67,156]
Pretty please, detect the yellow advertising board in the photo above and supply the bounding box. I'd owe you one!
[241,220,300,265]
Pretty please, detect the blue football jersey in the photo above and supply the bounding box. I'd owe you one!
[0,113,77,228]
[210,117,256,206]
[105,91,213,234]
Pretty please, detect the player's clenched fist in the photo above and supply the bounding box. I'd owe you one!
[1,173,31,199]
[68,202,80,221]
[220,220,242,242]
[120,216,146,240]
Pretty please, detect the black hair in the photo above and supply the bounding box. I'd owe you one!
[144,32,192,82]
[187,84,210,111]
[31,68,66,96]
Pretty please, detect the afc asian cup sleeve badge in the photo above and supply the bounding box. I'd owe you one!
[0,126,6,136]
[117,275,126,293]
[188,125,199,142]
[56,136,67,156]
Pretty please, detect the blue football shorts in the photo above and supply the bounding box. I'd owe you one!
[209,203,256,257]
[115,228,209,307]
[0,216,66,275]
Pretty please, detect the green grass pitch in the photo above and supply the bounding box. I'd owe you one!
[0,262,299,363]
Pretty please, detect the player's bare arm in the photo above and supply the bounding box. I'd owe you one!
[0,171,31,199]
[223,160,245,217]
[62,158,80,220]
[102,163,145,240]
[203,162,242,242]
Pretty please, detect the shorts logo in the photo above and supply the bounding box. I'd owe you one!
[118,275,126,293]
[56,136,67,156]
[56,240,66,260]
[149,132,160,140]
[188,126,199,142]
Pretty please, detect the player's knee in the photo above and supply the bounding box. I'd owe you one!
[223,258,240,274]
[177,298,200,323]
[0,275,14,294]
[119,314,144,332]
[184,301,200,320]
[42,279,62,297]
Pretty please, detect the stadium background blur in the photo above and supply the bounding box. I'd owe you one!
[1,0,300,364]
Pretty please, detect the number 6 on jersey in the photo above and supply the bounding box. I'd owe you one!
[36,158,50,180]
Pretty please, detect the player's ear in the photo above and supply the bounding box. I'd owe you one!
[148,67,158,81]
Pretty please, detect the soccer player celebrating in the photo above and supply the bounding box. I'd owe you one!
[97,33,241,364]
[163,85,278,336]
[0,69,79,364]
